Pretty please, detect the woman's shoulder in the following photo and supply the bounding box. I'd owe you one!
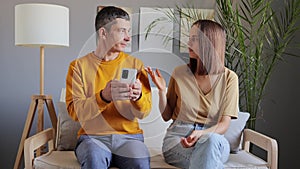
[173,64,189,73]
[224,67,238,81]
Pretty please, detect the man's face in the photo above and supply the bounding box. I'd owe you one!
[106,18,131,52]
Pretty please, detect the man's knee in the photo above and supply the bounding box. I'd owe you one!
[123,156,150,169]
[76,138,112,169]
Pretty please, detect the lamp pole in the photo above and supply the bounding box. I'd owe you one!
[40,46,44,95]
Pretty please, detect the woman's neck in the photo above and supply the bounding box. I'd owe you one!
[194,74,219,95]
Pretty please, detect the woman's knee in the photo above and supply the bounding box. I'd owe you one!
[197,133,227,149]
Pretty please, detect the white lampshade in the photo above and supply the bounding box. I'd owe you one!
[15,3,69,47]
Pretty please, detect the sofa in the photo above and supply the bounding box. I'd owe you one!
[24,87,278,169]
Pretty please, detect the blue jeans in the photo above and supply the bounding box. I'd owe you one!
[75,134,150,169]
[162,120,230,169]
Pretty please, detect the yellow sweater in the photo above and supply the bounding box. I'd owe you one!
[66,52,152,136]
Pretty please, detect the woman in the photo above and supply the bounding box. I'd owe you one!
[146,19,239,169]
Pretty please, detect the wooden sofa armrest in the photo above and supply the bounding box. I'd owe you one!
[242,128,278,169]
[24,128,55,169]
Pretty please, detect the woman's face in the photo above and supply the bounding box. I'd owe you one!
[188,25,200,59]
[187,24,209,75]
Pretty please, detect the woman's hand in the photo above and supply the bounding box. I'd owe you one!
[145,66,166,91]
[181,130,203,148]
[181,115,232,148]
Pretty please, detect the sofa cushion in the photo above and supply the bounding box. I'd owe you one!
[34,151,80,169]
[33,150,267,169]
[224,150,268,169]
[33,150,177,169]
[224,112,250,153]
[56,101,80,150]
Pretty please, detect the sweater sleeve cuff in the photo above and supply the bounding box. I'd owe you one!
[96,90,110,107]
[131,93,146,110]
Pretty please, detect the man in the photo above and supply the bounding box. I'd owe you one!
[66,6,152,169]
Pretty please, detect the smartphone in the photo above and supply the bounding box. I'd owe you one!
[120,68,137,84]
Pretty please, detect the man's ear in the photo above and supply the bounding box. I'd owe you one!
[98,27,107,39]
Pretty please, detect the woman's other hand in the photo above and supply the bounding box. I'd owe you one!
[181,130,203,148]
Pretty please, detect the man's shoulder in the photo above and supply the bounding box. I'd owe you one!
[121,52,138,59]
[69,52,94,65]
[120,52,144,64]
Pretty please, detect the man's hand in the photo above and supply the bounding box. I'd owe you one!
[111,79,131,100]
[101,80,113,102]
[129,79,142,101]
[104,79,142,101]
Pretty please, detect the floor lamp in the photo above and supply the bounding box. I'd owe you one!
[13,3,69,169]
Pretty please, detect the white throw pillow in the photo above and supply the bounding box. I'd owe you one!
[224,111,250,153]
